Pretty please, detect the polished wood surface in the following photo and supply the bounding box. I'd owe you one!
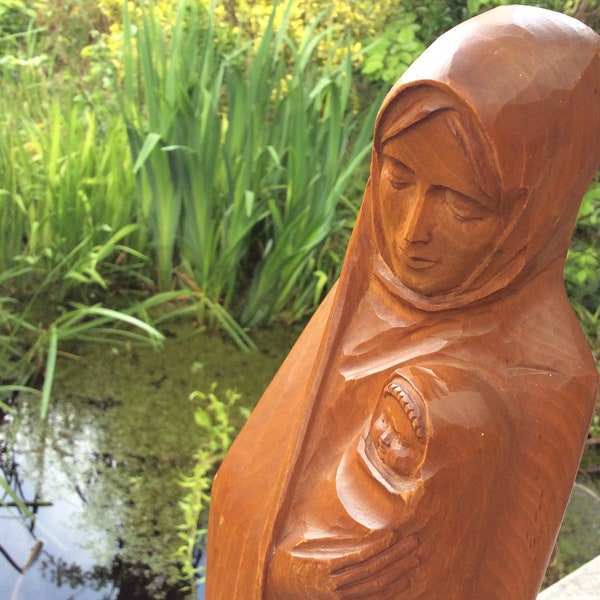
[207,6,600,598]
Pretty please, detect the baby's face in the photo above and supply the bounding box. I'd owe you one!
[367,389,426,478]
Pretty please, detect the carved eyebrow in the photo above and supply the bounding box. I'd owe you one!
[382,154,415,176]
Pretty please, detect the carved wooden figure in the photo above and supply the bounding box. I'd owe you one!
[207,6,600,599]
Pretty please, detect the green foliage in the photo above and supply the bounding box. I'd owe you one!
[176,383,243,593]
[464,0,584,19]
[360,13,426,85]
[236,16,380,325]
[0,250,254,416]
[0,260,167,417]
[122,0,379,326]
[0,53,137,285]
[590,414,600,438]
[572,0,600,32]
[565,182,600,363]
[0,1,255,414]
[31,0,110,73]
[0,0,34,53]
[408,0,460,44]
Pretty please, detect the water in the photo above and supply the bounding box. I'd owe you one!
[0,322,300,600]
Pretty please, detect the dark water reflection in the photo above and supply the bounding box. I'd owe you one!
[1,394,201,599]
[0,323,300,600]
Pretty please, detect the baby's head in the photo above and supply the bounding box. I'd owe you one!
[364,378,428,482]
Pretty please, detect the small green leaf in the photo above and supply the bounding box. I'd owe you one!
[133,132,162,173]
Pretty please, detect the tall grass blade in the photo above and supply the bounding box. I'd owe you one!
[0,477,34,519]
[239,24,379,326]
[40,324,57,419]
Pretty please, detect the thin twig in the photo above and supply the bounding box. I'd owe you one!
[0,543,22,573]
[2,501,52,508]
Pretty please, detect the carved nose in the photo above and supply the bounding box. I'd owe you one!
[380,430,394,447]
[403,187,433,244]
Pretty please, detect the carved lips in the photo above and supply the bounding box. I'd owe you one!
[398,247,440,270]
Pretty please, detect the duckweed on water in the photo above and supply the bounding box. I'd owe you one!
[0,320,301,600]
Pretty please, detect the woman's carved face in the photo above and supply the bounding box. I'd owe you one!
[379,115,503,296]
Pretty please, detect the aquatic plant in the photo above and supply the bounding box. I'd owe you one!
[176,383,243,594]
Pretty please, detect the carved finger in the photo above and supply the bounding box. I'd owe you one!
[331,533,419,588]
[318,531,394,573]
[335,549,419,598]
[328,521,420,574]
[343,575,412,600]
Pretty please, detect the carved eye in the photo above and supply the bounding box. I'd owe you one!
[390,179,413,191]
[441,187,492,222]
[382,156,416,191]
[373,414,388,433]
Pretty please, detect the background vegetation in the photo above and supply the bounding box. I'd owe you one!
[1,0,599,592]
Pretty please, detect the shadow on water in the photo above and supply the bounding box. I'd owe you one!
[1,317,599,598]
[0,320,302,600]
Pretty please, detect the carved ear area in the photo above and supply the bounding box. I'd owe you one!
[384,378,428,444]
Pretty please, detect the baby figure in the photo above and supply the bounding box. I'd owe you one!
[362,377,428,490]
[335,374,429,533]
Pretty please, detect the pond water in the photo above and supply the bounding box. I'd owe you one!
[0,321,301,600]
[1,318,599,598]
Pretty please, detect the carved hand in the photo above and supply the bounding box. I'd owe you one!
[328,530,422,599]
[268,528,423,600]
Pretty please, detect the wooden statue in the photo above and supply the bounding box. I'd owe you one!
[206,5,600,599]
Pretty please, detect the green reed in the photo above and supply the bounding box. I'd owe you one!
[0,0,381,410]
[0,51,138,289]
[0,44,252,418]
[121,0,378,325]
[122,0,262,305]
[21,103,135,282]
[238,25,379,325]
